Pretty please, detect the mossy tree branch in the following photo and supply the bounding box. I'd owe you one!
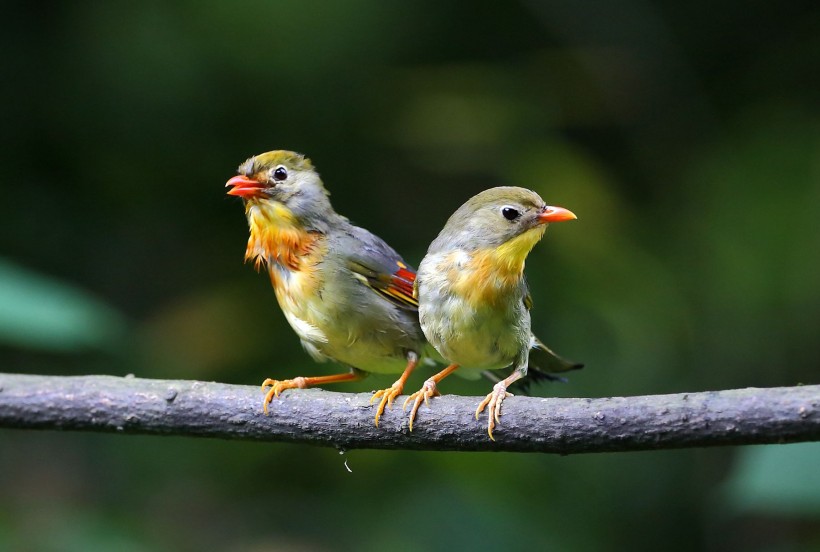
[0,373,818,453]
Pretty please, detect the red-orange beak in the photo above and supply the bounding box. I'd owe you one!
[538,205,577,223]
[226,175,265,198]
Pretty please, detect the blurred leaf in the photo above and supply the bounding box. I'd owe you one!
[0,258,126,352]
[724,442,820,517]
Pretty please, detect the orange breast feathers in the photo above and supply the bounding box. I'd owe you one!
[444,226,545,308]
[244,202,323,284]
[445,248,525,308]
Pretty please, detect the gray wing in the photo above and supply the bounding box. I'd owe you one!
[343,226,418,311]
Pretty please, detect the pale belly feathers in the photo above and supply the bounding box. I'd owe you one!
[417,252,530,372]
[271,263,416,374]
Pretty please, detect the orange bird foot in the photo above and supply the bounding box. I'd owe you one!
[261,377,308,414]
[475,381,514,441]
[370,382,405,427]
[260,371,363,415]
[402,379,441,432]
[400,363,459,431]
[369,355,418,427]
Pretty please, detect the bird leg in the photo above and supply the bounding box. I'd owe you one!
[370,352,419,427]
[403,363,459,431]
[476,369,524,440]
[261,368,364,414]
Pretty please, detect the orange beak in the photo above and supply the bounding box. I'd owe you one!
[538,205,577,223]
[226,175,265,198]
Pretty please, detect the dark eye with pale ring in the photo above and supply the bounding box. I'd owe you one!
[501,207,520,221]
[273,166,288,181]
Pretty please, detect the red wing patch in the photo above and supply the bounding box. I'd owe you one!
[379,263,418,309]
[392,266,416,298]
[348,259,419,310]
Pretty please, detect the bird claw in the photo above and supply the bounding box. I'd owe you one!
[370,382,405,427]
[261,377,307,414]
[475,382,513,440]
[402,379,441,432]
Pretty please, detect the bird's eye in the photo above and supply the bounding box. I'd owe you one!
[501,207,520,221]
[272,166,288,182]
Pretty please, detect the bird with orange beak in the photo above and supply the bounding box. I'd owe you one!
[226,150,426,425]
[412,187,579,439]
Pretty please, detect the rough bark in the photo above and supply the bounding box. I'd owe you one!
[0,373,818,453]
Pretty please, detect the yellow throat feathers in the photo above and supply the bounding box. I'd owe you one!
[451,225,546,307]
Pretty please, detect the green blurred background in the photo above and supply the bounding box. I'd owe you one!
[1,1,819,550]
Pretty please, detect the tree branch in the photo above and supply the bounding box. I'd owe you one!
[0,373,818,453]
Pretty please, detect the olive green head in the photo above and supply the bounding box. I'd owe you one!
[428,186,576,254]
[237,150,315,177]
[226,150,341,231]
